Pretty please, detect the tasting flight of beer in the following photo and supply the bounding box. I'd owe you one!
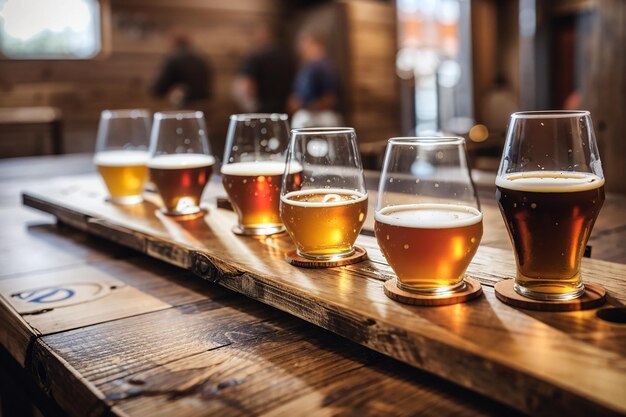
[93,109,605,305]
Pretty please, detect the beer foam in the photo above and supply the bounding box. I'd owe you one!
[375,204,482,229]
[281,188,367,207]
[496,171,604,192]
[94,150,149,166]
[147,154,216,169]
[220,161,302,176]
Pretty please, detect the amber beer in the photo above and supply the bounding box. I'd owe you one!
[221,161,302,234]
[496,171,605,298]
[280,189,368,258]
[148,154,215,215]
[94,150,149,204]
[375,204,483,292]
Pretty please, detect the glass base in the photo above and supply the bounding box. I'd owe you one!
[107,195,143,205]
[159,206,207,218]
[296,247,355,261]
[396,279,467,295]
[514,282,585,301]
[232,224,285,236]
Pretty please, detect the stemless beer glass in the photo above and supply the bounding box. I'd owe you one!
[375,137,483,293]
[94,109,151,204]
[496,111,605,300]
[280,127,368,260]
[148,111,215,216]
[222,114,297,235]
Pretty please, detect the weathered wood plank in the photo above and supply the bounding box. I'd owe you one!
[0,258,232,336]
[36,293,522,417]
[0,206,132,278]
[96,328,521,417]
[21,177,626,417]
[41,298,293,386]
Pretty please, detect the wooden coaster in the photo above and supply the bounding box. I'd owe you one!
[494,279,606,311]
[383,277,483,306]
[285,246,368,268]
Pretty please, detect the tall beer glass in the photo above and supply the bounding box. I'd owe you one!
[375,137,483,293]
[94,109,150,204]
[496,111,604,300]
[222,114,297,235]
[280,127,367,260]
[148,111,215,216]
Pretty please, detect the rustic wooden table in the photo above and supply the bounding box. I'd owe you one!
[1,154,625,417]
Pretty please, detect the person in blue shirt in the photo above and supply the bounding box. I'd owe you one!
[288,31,340,119]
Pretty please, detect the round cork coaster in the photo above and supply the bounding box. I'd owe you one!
[285,246,368,268]
[494,279,606,311]
[383,277,483,306]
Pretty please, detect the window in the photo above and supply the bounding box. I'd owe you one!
[0,0,101,59]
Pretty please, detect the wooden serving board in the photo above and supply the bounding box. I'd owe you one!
[21,176,626,417]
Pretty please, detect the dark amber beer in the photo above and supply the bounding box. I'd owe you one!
[148,154,215,215]
[496,171,605,298]
[221,161,302,234]
[375,204,483,292]
[280,189,368,259]
[94,150,149,204]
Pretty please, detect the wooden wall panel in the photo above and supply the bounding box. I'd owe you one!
[343,0,400,145]
[584,0,626,194]
[0,0,284,158]
[0,0,401,158]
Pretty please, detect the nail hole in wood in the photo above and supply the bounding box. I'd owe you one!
[596,308,626,324]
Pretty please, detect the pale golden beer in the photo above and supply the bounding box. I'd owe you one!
[221,161,302,234]
[375,203,483,292]
[281,189,368,259]
[94,150,149,204]
[496,171,605,298]
[148,154,216,215]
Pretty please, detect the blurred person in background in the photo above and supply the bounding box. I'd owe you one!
[233,23,295,113]
[288,30,342,128]
[151,31,213,109]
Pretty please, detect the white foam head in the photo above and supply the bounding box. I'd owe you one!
[281,188,368,207]
[94,150,149,166]
[220,161,302,176]
[496,171,604,193]
[375,203,482,229]
[147,154,216,169]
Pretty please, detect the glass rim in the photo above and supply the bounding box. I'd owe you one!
[291,127,355,135]
[101,109,150,118]
[230,113,288,121]
[154,110,204,120]
[388,136,465,145]
[511,110,590,119]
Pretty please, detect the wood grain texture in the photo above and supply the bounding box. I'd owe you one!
[21,177,626,417]
[0,258,232,335]
[96,326,521,417]
[36,298,524,417]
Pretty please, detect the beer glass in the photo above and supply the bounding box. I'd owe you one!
[94,109,150,204]
[496,111,605,300]
[222,114,296,235]
[148,111,215,216]
[375,137,483,293]
[280,127,367,260]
